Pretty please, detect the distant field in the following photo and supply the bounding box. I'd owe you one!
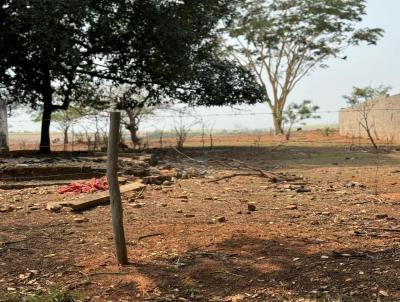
[7,126,397,152]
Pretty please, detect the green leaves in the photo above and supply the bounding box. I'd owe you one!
[343,85,392,106]
[222,0,383,133]
[282,100,320,139]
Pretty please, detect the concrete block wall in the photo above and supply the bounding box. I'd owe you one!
[339,94,400,143]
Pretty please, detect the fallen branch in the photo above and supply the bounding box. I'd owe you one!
[89,272,129,277]
[170,146,205,164]
[135,187,146,199]
[138,233,164,241]
[363,227,400,233]
[214,270,245,278]
[230,159,283,182]
[208,173,261,183]
[1,238,29,246]
[170,146,299,183]
[270,141,287,152]
[1,235,68,247]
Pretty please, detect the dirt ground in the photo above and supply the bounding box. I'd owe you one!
[1,133,400,302]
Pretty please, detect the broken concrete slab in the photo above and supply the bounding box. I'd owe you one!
[51,181,146,211]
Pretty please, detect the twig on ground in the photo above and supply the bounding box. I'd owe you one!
[270,141,287,152]
[138,233,164,241]
[1,238,30,246]
[214,270,245,278]
[135,187,146,199]
[89,272,129,277]
[208,173,261,183]
[170,146,205,164]
[363,227,400,233]
[170,146,299,183]
[231,159,274,176]
[1,235,69,247]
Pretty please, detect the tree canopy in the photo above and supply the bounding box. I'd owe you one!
[0,0,264,152]
[343,85,392,106]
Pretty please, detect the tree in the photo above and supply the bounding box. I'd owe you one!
[343,85,391,106]
[222,0,384,134]
[282,100,320,140]
[0,0,102,153]
[117,87,165,149]
[343,85,391,149]
[0,98,8,155]
[33,107,84,145]
[173,108,200,149]
[1,0,264,153]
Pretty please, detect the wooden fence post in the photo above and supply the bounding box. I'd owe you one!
[107,109,128,265]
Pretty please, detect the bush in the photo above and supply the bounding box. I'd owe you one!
[323,127,334,137]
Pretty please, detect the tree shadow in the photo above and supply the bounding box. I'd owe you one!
[132,234,400,301]
[166,145,400,169]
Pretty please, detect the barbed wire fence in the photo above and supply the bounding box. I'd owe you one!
[1,108,400,200]
[3,107,400,152]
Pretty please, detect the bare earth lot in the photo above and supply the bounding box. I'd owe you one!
[1,132,400,302]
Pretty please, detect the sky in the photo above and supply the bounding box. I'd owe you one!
[8,0,400,133]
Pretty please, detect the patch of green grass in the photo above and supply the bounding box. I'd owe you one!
[0,291,79,302]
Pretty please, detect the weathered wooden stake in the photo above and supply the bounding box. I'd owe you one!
[107,110,128,265]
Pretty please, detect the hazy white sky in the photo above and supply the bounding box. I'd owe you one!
[9,0,400,132]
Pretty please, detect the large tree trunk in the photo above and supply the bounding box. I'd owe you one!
[272,110,284,135]
[64,126,69,145]
[127,126,140,146]
[39,100,53,154]
[125,109,141,148]
[0,99,9,155]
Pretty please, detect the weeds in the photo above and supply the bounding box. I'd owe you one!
[0,291,78,302]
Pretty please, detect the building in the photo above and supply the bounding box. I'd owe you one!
[339,94,400,144]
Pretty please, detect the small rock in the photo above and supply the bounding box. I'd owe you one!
[177,209,183,213]
[28,205,41,211]
[379,290,389,297]
[376,214,388,219]
[216,216,226,223]
[73,217,88,223]
[0,205,15,213]
[184,214,195,218]
[247,203,257,212]
[118,177,128,184]
[46,203,62,212]
[321,255,329,259]
[286,204,298,210]
[129,203,143,208]
[296,188,311,193]
[163,180,173,186]
[225,294,245,302]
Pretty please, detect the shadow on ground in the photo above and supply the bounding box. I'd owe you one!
[128,234,400,301]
